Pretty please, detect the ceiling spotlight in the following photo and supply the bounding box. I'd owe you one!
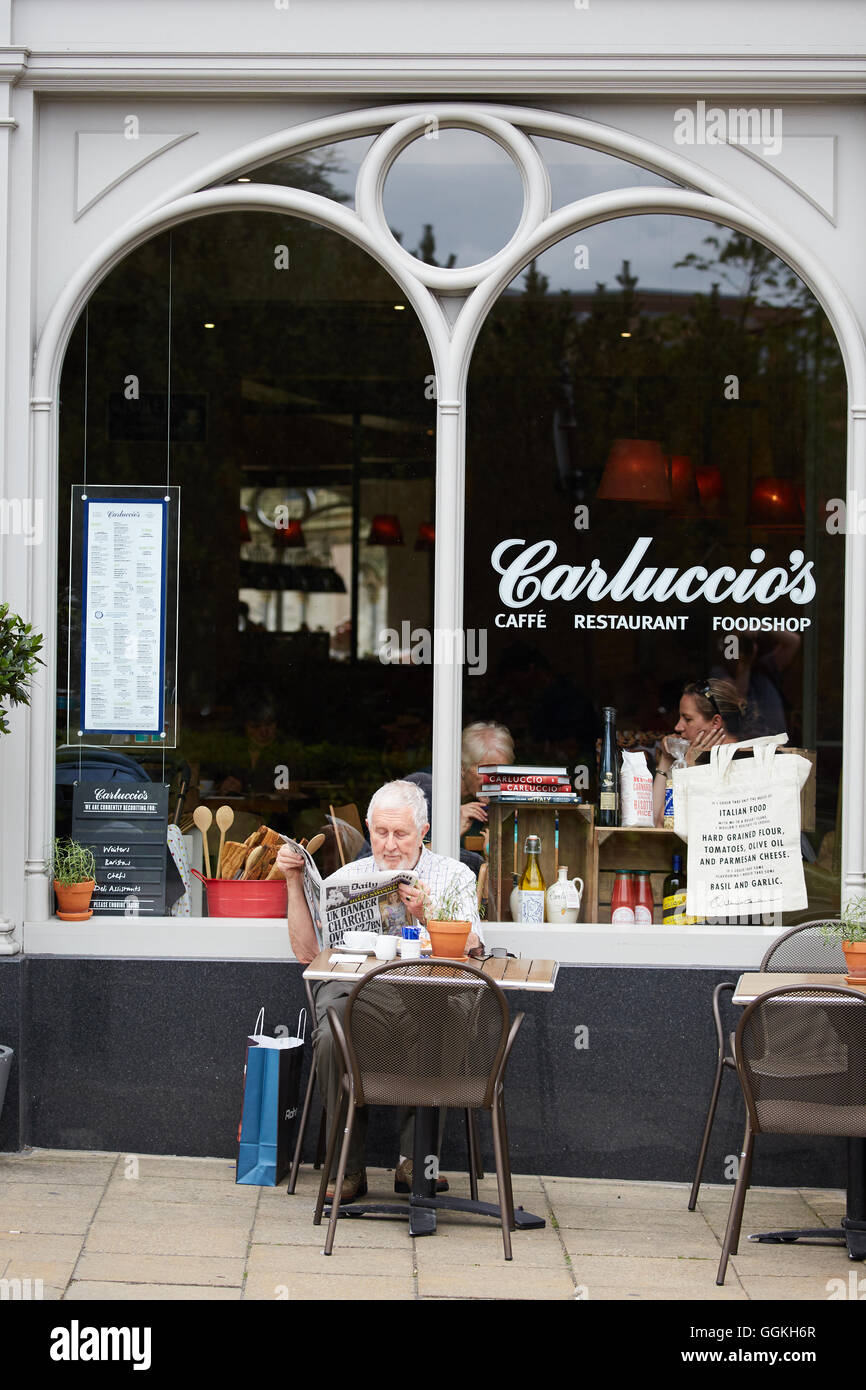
[203,322,215,329]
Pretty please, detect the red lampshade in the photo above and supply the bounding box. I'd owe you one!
[367,514,404,546]
[695,464,726,514]
[414,522,435,551]
[747,476,803,530]
[669,454,700,515]
[596,439,671,506]
[273,519,306,548]
[240,509,251,544]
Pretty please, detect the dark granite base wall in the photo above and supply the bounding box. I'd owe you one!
[0,956,848,1189]
[0,958,22,1153]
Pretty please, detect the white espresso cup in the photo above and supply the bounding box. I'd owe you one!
[374,935,398,960]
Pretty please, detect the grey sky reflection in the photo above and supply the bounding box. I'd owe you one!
[270,133,799,304]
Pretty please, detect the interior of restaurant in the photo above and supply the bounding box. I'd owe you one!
[54,134,846,915]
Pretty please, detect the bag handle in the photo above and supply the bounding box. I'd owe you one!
[710,732,787,782]
[252,1006,265,1038]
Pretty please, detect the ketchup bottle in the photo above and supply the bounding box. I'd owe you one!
[610,870,635,924]
[633,870,654,925]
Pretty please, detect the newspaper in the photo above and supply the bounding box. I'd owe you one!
[282,838,419,950]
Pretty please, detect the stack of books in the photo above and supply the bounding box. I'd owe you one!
[477,766,579,804]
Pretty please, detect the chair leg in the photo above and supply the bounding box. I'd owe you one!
[465,1110,479,1202]
[687,1057,728,1211]
[314,1109,327,1170]
[469,1110,484,1179]
[490,1093,514,1260]
[313,1090,346,1227]
[287,1046,319,1194]
[323,1103,356,1257]
[495,1088,517,1232]
[716,1124,754,1286]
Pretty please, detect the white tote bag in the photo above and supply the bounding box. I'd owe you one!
[672,734,812,921]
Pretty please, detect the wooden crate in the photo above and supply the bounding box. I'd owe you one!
[487,802,595,923]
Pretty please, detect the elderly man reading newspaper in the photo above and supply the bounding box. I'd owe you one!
[276,779,483,1202]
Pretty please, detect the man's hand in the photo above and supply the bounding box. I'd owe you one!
[275,844,305,878]
[460,801,488,836]
[466,932,483,957]
[398,881,428,925]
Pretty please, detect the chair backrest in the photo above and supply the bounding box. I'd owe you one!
[341,959,510,1111]
[735,985,866,1138]
[760,920,847,973]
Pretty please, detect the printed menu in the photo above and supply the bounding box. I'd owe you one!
[81,499,166,734]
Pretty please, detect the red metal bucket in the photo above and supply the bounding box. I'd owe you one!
[190,868,287,918]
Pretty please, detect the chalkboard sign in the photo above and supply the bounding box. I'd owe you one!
[72,782,169,915]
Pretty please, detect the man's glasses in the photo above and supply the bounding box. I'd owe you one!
[693,680,722,718]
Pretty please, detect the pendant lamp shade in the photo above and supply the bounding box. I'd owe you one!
[273,519,306,548]
[747,477,803,529]
[669,454,700,514]
[367,513,404,546]
[597,439,671,506]
[415,522,435,551]
[695,464,726,514]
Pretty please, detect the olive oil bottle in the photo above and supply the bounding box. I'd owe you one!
[662,853,694,926]
[518,834,546,924]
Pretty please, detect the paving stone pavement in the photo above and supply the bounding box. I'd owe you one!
[0,1149,858,1301]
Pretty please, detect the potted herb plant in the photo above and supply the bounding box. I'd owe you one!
[423,875,472,959]
[821,896,866,981]
[53,837,97,920]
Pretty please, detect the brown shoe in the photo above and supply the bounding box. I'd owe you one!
[325,1169,367,1204]
[394,1158,449,1194]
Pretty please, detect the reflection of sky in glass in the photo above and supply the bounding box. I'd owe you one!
[251,133,803,307]
[383,128,525,266]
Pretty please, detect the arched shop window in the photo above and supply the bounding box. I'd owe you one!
[56,210,436,888]
[464,215,845,926]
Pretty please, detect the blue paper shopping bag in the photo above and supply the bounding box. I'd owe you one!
[236,1007,306,1186]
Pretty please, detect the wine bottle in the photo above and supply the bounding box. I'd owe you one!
[598,705,619,827]
[518,835,546,924]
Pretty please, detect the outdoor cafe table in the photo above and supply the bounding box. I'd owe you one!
[302,949,559,1236]
[733,972,866,1261]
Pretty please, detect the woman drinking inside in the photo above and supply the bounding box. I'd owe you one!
[653,679,750,826]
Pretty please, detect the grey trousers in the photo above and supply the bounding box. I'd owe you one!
[313,978,439,1173]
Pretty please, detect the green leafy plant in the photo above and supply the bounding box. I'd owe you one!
[820,896,866,944]
[0,603,44,737]
[53,838,97,887]
[422,873,471,923]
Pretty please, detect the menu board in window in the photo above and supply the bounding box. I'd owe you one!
[80,497,168,736]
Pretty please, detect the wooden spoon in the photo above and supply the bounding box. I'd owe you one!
[242,845,265,880]
[192,806,213,877]
[306,833,325,856]
[215,805,234,879]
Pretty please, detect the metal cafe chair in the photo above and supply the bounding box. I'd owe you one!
[716,983,866,1285]
[286,979,327,1194]
[288,979,486,1194]
[313,959,524,1258]
[688,920,845,1210]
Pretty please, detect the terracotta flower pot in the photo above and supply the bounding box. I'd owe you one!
[427,920,471,959]
[842,939,866,982]
[54,879,95,922]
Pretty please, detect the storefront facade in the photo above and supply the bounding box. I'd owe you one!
[1,1,865,1177]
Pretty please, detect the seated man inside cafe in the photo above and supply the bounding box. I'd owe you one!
[276,779,484,1203]
[459,720,515,838]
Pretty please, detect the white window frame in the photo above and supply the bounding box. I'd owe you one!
[20,102,866,958]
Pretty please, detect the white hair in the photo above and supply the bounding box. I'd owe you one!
[366,780,429,835]
[461,721,514,769]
